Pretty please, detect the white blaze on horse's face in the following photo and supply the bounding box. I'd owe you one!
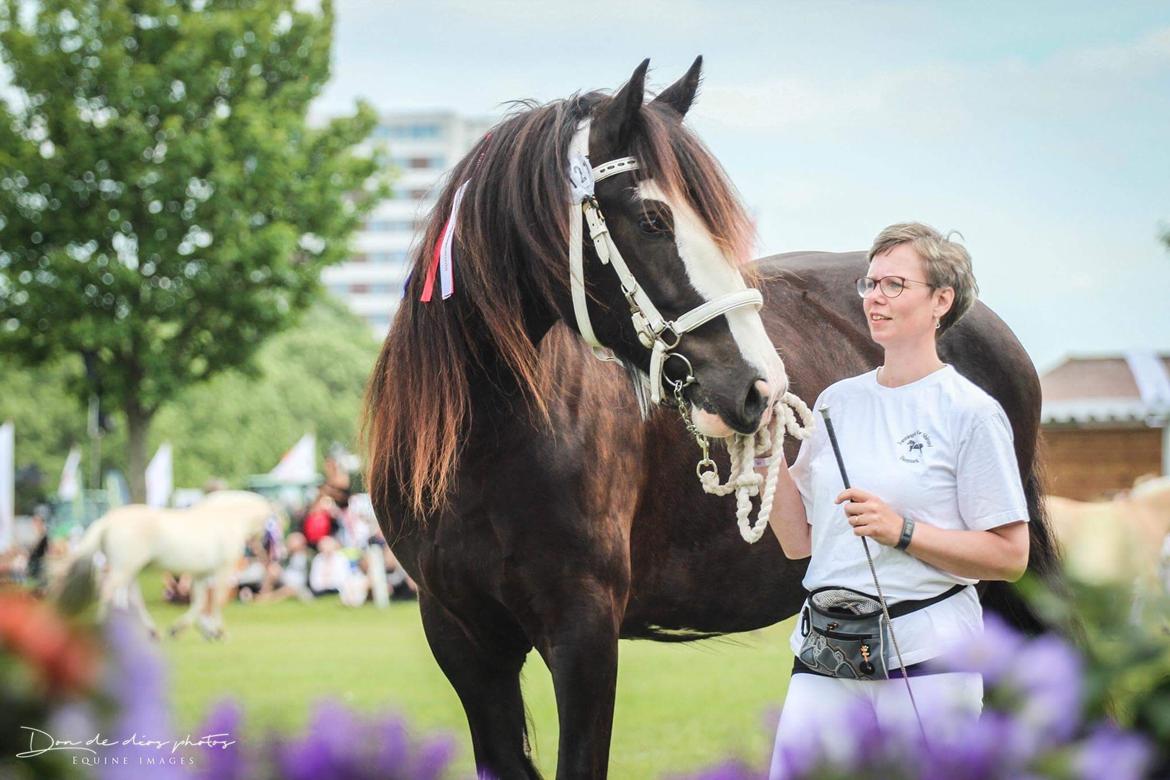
[637,180,788,437]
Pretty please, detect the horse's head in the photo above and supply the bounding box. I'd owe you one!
[559,58,786,437]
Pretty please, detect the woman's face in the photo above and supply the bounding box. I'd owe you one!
[863,243,945,348]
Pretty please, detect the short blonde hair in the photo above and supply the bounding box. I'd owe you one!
[868,222,978,334]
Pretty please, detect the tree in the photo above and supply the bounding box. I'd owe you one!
[0,295,380,500]
[0,0,385,500]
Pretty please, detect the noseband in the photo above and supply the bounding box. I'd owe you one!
[565,120,763,405]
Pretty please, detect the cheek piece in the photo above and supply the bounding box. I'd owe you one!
[565,119,763,405]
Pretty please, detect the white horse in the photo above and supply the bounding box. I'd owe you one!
[68,490,281,639]
[1048,476,1170,617]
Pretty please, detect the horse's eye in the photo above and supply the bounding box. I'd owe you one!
[638,213,671,236]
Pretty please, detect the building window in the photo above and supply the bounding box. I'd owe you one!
[374,123,444,141]
[350,252,368,263]
[408,188,430,200]
[366,219,415,232]
[370,251,409,265]
[350,283,369,294]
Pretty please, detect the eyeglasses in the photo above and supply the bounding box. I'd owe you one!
[855,275,934,298]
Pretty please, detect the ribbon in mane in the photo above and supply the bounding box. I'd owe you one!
[420,133,492,303]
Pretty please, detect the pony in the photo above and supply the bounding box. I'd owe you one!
[1048,476,1170,607]
[66,490,280,640]
[363,58,1063,779]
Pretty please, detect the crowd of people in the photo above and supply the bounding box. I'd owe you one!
[166,460,417,608]
[2,458,418,610]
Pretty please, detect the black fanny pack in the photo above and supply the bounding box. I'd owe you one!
[796,584,967,680]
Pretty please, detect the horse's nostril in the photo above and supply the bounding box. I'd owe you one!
[743,379,770,420]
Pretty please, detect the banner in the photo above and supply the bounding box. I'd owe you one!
[0,422,13,552]
[269,433,316,484]
[58,446,82,501]
[145,443,173,508]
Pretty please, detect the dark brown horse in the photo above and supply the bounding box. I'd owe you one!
[364,58,1060,780]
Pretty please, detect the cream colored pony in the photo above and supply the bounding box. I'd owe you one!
[1047,476,1170,607]
[68,490,280,639]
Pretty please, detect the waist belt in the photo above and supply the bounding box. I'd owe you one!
[886,583,968,618]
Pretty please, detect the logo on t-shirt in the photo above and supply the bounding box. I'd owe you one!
[898,430,933,463]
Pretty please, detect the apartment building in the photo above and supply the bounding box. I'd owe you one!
[323,111,495,335]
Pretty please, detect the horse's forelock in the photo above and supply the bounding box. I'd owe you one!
[634,104,758,282]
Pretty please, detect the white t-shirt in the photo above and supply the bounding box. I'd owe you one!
[787,365,1028,668]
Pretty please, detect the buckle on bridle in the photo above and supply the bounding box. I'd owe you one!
[655,323,681,351]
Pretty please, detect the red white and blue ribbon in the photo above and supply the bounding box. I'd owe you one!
[420,179,469,302]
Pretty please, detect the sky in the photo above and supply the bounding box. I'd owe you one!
[316,1,1169,372]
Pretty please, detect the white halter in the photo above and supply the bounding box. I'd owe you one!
[566,120,764,404]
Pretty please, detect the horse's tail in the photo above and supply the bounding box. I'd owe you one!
[53,516,109,612]
[979,454,1069,636]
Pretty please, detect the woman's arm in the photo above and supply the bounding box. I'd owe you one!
[835,488,1029,581]
[762,459,812,560]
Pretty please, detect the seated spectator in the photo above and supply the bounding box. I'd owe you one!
[255,532,313,604]
[302,495,338,549]
[308,536,351,597]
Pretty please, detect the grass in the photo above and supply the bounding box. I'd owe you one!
[141,570,795,778]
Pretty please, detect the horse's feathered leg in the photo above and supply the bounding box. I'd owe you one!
[418,594,539,779]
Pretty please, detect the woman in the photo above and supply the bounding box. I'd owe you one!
[766,223,1030,778]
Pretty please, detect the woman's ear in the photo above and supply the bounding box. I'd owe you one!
[934,286,955,321]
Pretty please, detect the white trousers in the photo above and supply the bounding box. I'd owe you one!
[768,671,983,780]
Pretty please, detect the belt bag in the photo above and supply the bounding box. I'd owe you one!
[797,584,966,680]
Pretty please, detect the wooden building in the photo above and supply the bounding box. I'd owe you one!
[1040,352,1170,500]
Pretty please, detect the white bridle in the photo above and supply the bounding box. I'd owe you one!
[566,120,764,405]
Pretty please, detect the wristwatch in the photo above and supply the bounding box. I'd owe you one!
[895,517,916,551]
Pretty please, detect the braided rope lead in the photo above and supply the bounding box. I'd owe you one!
[698,391,816,544]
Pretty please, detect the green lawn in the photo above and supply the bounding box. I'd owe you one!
[144,574,795,778]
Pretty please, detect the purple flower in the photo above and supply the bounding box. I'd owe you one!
[409,733,457,780]
[99,610,184,780]
[192,699,246,780]
[918,710,1028,780]
[273,699,459,780]
[665,759,763,780]
[1075,723,1153,780]
[928,613,1025,684]
[1004,634,1084,744]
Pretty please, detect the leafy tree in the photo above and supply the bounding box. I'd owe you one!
[0,0,385,500]
[0,295,381,500]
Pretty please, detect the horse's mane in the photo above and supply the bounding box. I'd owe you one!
[363,90,756,517]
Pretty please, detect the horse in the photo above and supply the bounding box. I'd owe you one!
[65,490,280,640]
[1048,476,1170,608]
[363,58,1063,779]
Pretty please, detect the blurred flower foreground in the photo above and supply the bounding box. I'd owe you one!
[0,587,1164,780]
[0,589,456,780]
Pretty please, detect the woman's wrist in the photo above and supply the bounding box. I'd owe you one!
[894,516,916,550]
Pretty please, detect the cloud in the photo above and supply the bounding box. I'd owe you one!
[690,25,1170,134]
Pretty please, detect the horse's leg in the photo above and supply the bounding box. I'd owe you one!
[198,568,233,640]
[419,594,539,779]
[170,577,208,638]
[538,583,622,780]
[128,580,160,640]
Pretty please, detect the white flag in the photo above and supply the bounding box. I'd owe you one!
[0,421,13,552]
[145,442,173,508]
[58,446,82,501]
[270,433,316,483]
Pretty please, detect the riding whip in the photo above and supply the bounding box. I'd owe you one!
[819,405,927,741]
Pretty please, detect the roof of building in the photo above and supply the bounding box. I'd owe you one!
[1041,352,1170,426]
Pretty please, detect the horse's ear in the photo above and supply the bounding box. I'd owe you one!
[652,55,703,119]
[594,58,650,152]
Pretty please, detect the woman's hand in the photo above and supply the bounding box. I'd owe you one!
[835,488,903,547]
